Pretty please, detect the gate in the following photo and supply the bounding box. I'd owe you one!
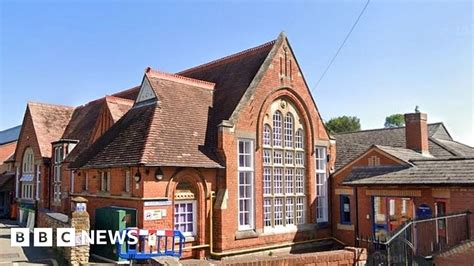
[359,211,471,265]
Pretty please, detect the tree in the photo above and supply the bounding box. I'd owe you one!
[385,114,405,128]
[325,116,361,134]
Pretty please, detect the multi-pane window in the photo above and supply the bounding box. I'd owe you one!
[53,146,64,203]
[238,139,254,230]
[284,113,293,148]
[174,201,196,236]
[272,112,282,147]
[295,129,304,149]
[316,146,328,223]
[262,103,306,230]
[263,125,272,146]
[21,148,35,200]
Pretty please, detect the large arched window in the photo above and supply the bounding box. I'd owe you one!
[263,99,305,230]
[21,147,35,199]
[22,148,34,174]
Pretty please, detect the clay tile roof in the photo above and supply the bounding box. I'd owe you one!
[334,123,473,170]
[111,86,141,100]
[344,157,474,185]
[0,142,16,164]
[104,96,134,123]
[71,71,223,169]
[27,102,75,158]
[177,39,275,128]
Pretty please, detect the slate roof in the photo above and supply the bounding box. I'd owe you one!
[334,123,474,170]
[0,125,21,145]
[344,157,474,185]
[374,145,429,164]
[27,102,75,158]
[71,70,223,169]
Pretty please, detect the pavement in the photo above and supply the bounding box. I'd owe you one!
[0,219,66,266]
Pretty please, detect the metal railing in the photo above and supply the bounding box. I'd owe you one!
[116,228,185,261]
[359,211,471,265]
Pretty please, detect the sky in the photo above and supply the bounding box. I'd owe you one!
[1,0,473,145]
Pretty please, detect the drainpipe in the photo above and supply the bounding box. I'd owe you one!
[354,187,359,247]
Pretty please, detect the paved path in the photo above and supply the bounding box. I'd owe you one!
[0,219,65,266]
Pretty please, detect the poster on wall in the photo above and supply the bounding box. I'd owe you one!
[144,209,167,220]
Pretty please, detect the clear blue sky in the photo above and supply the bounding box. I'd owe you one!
[1,0,472,145]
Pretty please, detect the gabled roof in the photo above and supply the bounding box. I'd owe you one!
[334,123,473,170]
[0,125,21,145]
[105,96,134,123]
[178,38,275,129]
[27,102,75,158]
[374,145,429,164]
[0,141,16,164]
[344,157,474,185]
[70,70,223,169]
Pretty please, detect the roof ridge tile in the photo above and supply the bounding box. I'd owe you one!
[145,68,216,90]
[177,39,276,75]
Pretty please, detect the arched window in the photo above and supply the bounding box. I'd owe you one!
[22,148,34,174]
[272,111,282,147]
[284,113,294,148]
[263,101,305,231]
[21,147,35,199]
[174,182,197,236]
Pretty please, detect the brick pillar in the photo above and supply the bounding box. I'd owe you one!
[404,112,429,155]
[69,196,90,265]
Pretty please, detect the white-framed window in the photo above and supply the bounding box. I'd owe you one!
[174,200,196,237]
[295,129,304,149]
[272,111,282,147]
[389,199,395,216]
[263,150,272,165]
[263,124,272,146]
[238,139,254,230]
[84,172,89,191]
[124,170,131,193]
[284,113,294,148]
[101,171,111,192]
[21,183,34,199]
[53,145,64,204]
[22,148,34,174]
[262,103,306,231]
[316,146,328,223]
[20,148,35,200]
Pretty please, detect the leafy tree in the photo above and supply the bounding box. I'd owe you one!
[385,114,405,128]
[325,116,361,134]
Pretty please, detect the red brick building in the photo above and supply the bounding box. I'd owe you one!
[331,112,474,254]
[12,33,340,259]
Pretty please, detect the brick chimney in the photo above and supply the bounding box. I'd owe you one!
[404,112,429,154]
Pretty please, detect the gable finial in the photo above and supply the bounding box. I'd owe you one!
[415,105,420,113]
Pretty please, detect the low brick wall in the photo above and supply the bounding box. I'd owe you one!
[37,209,69,256]
[212,247,367,266]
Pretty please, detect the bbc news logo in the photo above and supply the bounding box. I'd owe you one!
[11,228,139,247]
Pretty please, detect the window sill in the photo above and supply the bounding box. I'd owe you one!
[235,229,258,240]
[261,224,315,236]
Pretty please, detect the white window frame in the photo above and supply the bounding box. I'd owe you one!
[316,146,328,223]
[174,200,197,237]
[53,145,64,204]
[237,139,254,230]
[125,170,131,193]
[101,171,111,192]
[262,107,306,232]
[21,182,34,199]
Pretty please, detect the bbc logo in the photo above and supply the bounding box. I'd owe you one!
[11,228,76,247]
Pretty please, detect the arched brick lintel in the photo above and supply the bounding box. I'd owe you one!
[165,167,210,199]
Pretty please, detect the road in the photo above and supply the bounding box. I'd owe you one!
[0,219,65,266]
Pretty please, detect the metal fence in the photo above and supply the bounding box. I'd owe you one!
[359,211,471,265]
